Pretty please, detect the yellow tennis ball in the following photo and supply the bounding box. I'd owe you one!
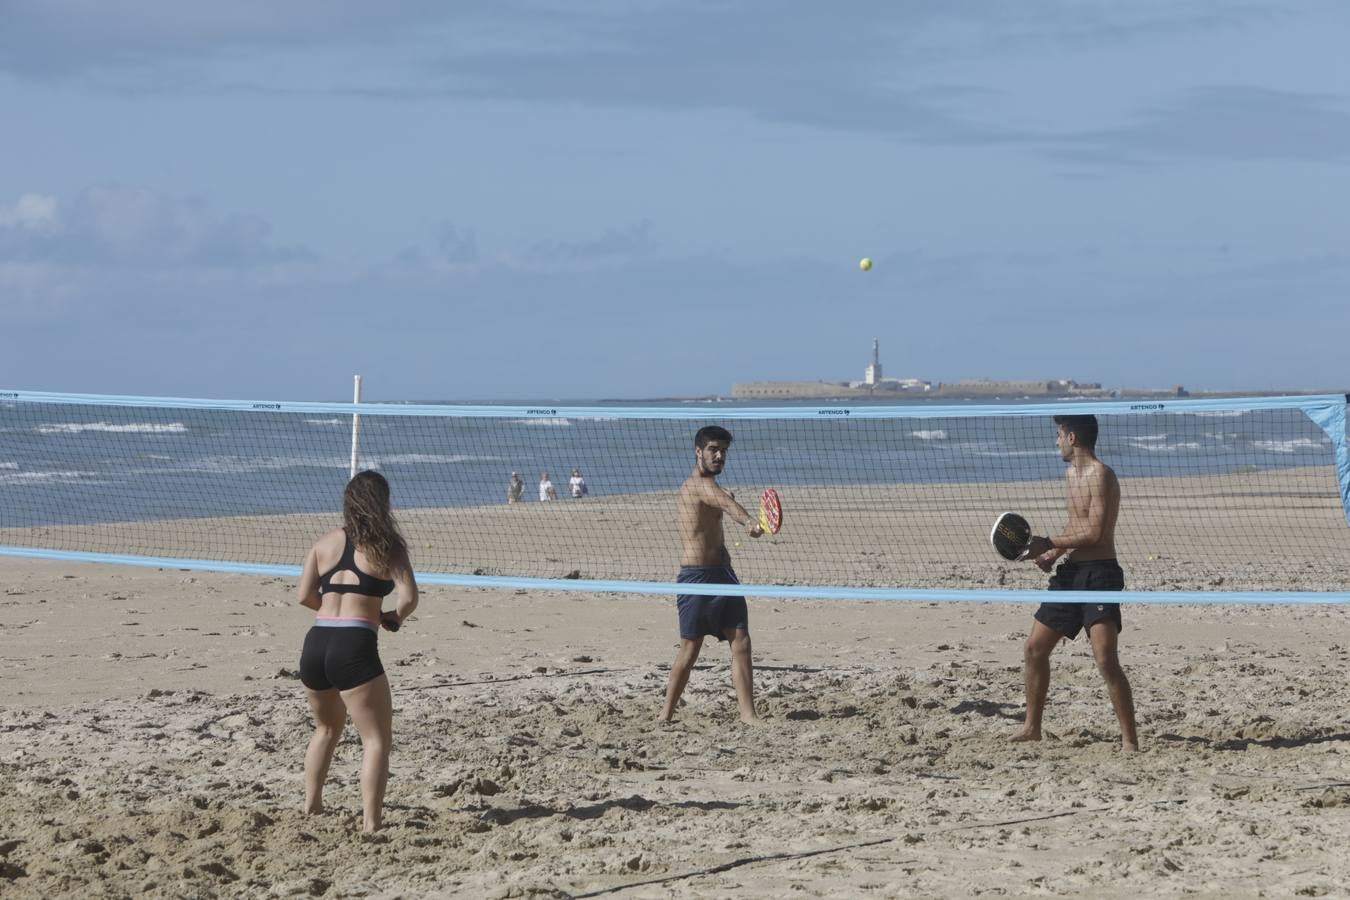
[860,257,873,271]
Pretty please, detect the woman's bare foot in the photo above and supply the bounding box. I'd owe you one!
[1009,727,1042,743]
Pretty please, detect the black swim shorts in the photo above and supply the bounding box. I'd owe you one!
[299,625,385,691]
[1034,558,1124,641]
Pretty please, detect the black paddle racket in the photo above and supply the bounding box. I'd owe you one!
[990,511,1032,561]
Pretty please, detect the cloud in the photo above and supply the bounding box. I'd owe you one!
[0,187,314,268]
[1052,87,1350,166]
[394,223,479,269]
[391,218,656,276]
[0,261,81,321]
[0,0,448,78]
[526,219,656,262]
[2,1,1300,148]
[12,2,1341,169]
[0,193,62,234]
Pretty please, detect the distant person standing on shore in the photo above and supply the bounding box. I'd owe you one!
[507,472,524,504]
[569,468,588,498]
[539,472,557,502]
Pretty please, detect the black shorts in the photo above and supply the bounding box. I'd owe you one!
[676,566,748,641]
[1034,559,1124,641]
[300,626,385,691]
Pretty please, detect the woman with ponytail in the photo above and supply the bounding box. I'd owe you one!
[296,470,418,832]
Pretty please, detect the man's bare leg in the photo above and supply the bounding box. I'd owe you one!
[724,627,760,724]
[1011,621,1062,742]
[659,638,703,722]
[1089,622,1139,751]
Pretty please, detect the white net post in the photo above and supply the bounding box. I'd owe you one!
[349,374,363,479]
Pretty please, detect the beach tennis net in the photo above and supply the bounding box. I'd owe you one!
[2,390,1348,603]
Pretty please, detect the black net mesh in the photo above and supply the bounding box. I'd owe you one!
[2,398,1348,593]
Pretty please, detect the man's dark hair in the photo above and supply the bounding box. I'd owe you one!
[1053,414,1098,450]
[695,425,733,449]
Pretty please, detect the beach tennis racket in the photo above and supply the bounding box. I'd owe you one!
[990,511,1032,560]
[758,488,783,534]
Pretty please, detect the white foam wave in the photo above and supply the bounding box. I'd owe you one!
[1131,433,1169,443]
[1129,440,1200,453]
[515,418,572,427]
[0,462,17,470]
[911,430,947,441]
[1194,410,1248,418]
[1253,438,1324,454]
[162,452,501,475]
[364,453,500,466]
[37,422,187,435]
[972,449,1052,458]
[0,470,102,485]
[305,418,345,426]
[184,455,348,474]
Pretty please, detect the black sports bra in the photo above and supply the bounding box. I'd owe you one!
[318,534,396,598]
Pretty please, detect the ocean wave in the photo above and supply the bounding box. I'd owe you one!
[0,470,103,485]
[363,453,501,466]
[0,462,16,470]
[515,418,572,427]
[305,418,346,426]
[971,449,1051,458]
[37,422,188,435]
[1130,433,1169,443]
[1253,438,1325,454]
[177,455,348,475]
[1129,440,1201,453]
[1194,410,1248,418]
[911,430,947,441]
[142,452,502,475]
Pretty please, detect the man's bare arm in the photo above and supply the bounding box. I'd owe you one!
[702,481,763,536]
[1032,546,1072,572]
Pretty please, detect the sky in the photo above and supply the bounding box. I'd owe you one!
[2,1,1349,402]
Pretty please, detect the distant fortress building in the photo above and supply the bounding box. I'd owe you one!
[732,339,933,399]
[729,339,1156,400]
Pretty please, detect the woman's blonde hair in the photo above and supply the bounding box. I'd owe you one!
[343,470,406,573]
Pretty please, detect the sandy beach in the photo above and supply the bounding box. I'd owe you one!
[2,550,1348,898]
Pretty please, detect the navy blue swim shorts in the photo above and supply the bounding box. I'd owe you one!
[675,565,748,641]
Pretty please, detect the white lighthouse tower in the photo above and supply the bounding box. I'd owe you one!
[864,338,882,386]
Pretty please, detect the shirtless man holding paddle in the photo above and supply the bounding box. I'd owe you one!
[659,425,764,725]
[1012,414,1139,752]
